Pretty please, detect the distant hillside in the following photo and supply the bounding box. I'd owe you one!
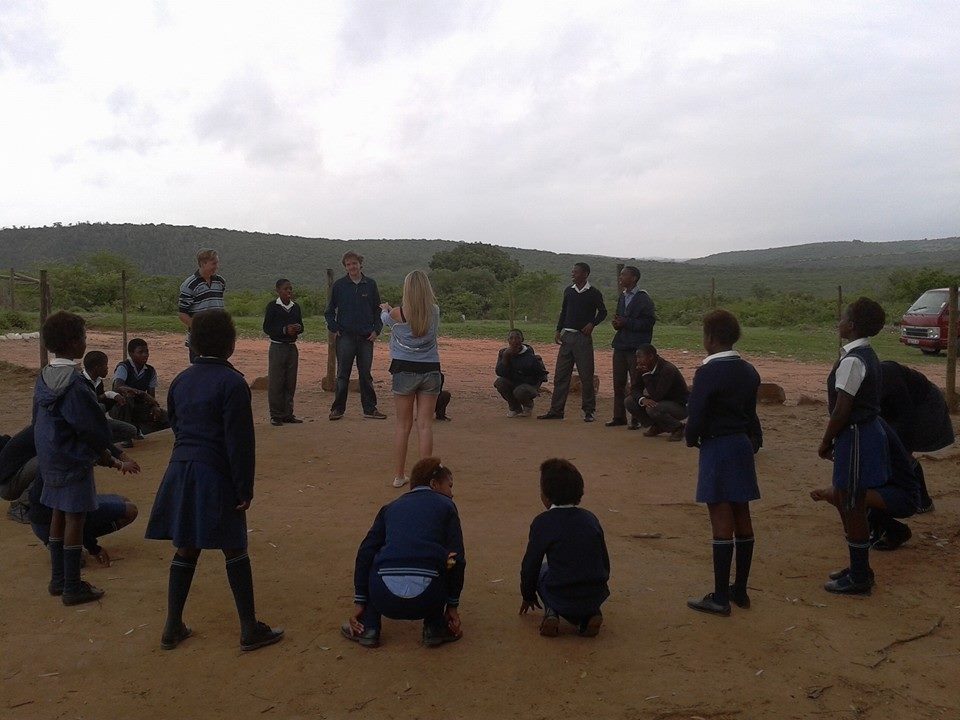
[0,223,956,299]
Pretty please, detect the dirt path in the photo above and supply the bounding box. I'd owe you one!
[0,333,957,720]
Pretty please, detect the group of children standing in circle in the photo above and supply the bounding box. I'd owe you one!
[26,255,949,649]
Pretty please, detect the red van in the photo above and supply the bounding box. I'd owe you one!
[899,288,959,355]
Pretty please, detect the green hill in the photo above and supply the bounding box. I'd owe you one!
[0,223,957,299]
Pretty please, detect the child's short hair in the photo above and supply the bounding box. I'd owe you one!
[83,351,107,374]
[574,261,591,275]
[622,265,641,281]
[275,278,291,289]
[637,343,657,357]
[342,251,364,266]
[507,328,524,341]
[702,309,741,346]
[191,310,236,359]
[540,458,584,506]
[196,248,218,266]
[848,297,886,337]
[410,457,451,488]
[127,337,148,354]
[42,311,86,355]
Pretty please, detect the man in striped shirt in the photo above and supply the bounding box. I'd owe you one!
[178,248,226,362]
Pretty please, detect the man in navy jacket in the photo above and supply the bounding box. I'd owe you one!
[607,266,656,427]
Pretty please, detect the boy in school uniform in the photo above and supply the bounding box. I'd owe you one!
[625,344,689,439]
[539,263,607,422]
[519,458,610,637]
[111,339,170,435]
[82,351,139,447]
[262,278,304,426]
[817,297,890,595]
[494,329,549,417]
[34,312,139,605]
[607,265,656,427]
[685,310,762,616]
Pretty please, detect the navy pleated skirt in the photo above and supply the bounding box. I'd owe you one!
[696,434,760,504]
[832,417,890,496]
[145,460,248,549]
[40,469,97,513]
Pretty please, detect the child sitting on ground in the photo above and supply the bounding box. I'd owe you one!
[111,338,169,435]
[519,458,610,637]
[82,351,138,447]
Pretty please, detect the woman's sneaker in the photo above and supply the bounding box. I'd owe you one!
[392,476,409,489]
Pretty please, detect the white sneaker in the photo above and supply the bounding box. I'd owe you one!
[392,476,409,488]
[520,406,532,417]
[506,410,519,418]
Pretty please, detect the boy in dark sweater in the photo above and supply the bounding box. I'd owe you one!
[494,329,549,416]
[539,263,607,422]
[262,279,304,425]
[520,458,610,637]
[110,339,170,435]
[626,344,689,439]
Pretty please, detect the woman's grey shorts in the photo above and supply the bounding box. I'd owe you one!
[392,371,442,396]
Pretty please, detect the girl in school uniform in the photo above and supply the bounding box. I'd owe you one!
[341,457,465,648]
[816,297,890,595]
[684,310,762,616]
[145,310,283,651]
[380,270,442,488]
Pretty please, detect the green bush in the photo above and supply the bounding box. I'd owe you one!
[0,311,30,331]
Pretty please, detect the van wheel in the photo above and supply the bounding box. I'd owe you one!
[920,348,941,356]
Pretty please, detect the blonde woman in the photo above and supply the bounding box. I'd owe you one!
[380,271,442,488]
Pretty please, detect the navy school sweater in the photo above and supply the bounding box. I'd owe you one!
[262,300,305,344]
[353,486,466,607]
[495,344,549,386]
[685,354,762,448]
[555,285,608,334]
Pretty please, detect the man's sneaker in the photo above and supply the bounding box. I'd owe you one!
[686,592,731,616]
[824,574,872,595]
[537,412,564,420]
[62,581,105,606]
[160,623,193,651]
[583,412,596,423]
[392,476,409,489]
[827,567,876,586]
[728,584,751,609]
[329,409,344,421]
[520,405,533,417]
[578,614,603,637]
[7,502,30,524]
[363,410,387,420]
[422,624,462,647]
[341,623,380,648]
[506,409,519,418]
[627,420,641,430]
[240,621,284,652]
[270,418,283,426]
[284,416,304,424]
[668,427,685,442]
[539,607,560,637]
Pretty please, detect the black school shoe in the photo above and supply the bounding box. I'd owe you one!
[62,581,105,606]
[161,623,193,651]
[584,412,596,423]
[728,585,751,609]
[340,623,380,648]
[270,418,283,426]
[872,525,912,551]
[539,607,560,637]
[577,614,603,637]
[422,624,462,647]
[686,593,731,616]
[917,498,935,513]
[537,412,564,420]
[824,574,872,595]
[240,621,284,651]
[827,567,876,585]
[605,418,627,427]
[284,416,304,424]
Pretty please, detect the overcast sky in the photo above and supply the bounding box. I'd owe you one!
[1,1,958,258]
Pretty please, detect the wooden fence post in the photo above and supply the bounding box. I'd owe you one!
[121,269,129,359]
[946,285,958,414]
[39,269,50,368]
[323,268,336,392]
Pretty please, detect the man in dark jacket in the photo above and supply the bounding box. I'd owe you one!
[494,330,549,417]
[324,251,386,421]
[625,344,689,440]
[607,266,656,427]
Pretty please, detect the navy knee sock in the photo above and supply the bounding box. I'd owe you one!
[165,553,198,635]
[63,545,83,595]
[712,539,735,604]
[48,538,64,589]
[848,540,871,583]
[733,536,755,592]
[225,553,257,637]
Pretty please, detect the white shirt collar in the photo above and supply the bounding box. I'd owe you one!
[50,357,78,367]
[275,297,295,310]
[623,285,638,296]
[841,338,870,355]
[571,281,592,293]
[642,361,660,376]
[702,350,741,365]
[549,504,577,510]
[81,368,102,384]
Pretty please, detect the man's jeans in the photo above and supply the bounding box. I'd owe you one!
[333,333,377,414]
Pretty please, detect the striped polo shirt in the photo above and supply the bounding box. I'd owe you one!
[178,271,226,316]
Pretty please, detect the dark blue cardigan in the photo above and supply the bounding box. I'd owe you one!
[611,289,656,350]
[685,355,762,448]
[353,486,466,607]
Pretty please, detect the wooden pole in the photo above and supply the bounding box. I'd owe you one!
[9,268,14,310]
[121,269,129,359]
[324,268,337,392]
[39,269,50,368]
[508,283,515,331]
[946,285,958,414]
[837,285,843,357]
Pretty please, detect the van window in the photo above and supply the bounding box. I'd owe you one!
[907,290,948,314]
